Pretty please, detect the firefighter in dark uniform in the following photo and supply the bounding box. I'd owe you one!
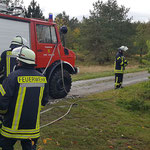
[0,36,26,83]
[0,46,49,150]
[114,46,128,89]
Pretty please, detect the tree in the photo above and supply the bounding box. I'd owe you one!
[55,12,80,51]
[25,0,44,19]
[80,0,135,64]
[134,22,150,64]
[135,23,150,54]
[55,11,70,28]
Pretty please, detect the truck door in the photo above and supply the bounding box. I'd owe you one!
[35,24,58,68]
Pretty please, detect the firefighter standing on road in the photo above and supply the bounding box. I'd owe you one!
[0,36,26,83]
[114,46,128,89]
[0,46,49,150]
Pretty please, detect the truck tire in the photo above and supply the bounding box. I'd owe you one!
[49,69,72,99]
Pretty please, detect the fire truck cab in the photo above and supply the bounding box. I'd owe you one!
[0,12,78,99]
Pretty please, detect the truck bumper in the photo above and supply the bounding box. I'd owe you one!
[73,67,79,74]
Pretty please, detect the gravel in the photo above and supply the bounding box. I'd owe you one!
[67,71,150,98]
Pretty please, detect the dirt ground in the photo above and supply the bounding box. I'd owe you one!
[67,71,149,98]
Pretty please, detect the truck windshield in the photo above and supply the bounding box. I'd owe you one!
[36,24,57,44]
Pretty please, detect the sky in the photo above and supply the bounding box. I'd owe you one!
[24,0,150,22]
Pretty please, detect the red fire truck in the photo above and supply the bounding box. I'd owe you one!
[0,7,78,99]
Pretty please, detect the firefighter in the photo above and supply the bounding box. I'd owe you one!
[0,46,49,150]
[114,46,128,89]
[0,35,26,83]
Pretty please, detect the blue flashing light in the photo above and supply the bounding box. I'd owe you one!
[49,13,53,21]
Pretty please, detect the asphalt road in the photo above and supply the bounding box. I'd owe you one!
[67,71,150,98]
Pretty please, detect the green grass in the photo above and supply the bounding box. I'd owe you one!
[6,80,150,150]
[72,70,114,81]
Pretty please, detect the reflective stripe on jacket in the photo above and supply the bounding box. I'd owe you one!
[6,51,16,77]
[0,66,48,139]
[114,52,128,73]
[0,50,17,79]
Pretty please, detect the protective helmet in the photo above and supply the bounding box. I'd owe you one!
[12,46,22,56]
[10,36,27,48]
[12,46,35,64]
[118,46,128,51]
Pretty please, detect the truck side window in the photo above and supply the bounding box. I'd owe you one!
[51,26,57,44]
[36,25,57,44]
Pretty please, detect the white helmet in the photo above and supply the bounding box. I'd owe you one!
[11,36,27,46]
[12,46,35,64]
[12,46,21,56]
[118,46,128,51]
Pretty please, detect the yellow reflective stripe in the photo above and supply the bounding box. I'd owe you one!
[1,130,40,139]
[116,77,118,84]
[124,60,128,67]
[6,55,10,77]
[114,69,123,73]
[37,87,44,129]
[2,125,40,133]
[6,51,13,77]
[0,84,6,96]
[115,77,120,86]
[115,83,120,86]
[120,62,123,65]
[6,51,12,56]
[18,76,47,83]
[6,51,16,76]
[120,57,123,65]
[12,87,26,130]
[117,57,121,60]
[121,66,124,71]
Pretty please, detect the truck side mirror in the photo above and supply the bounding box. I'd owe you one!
[60,25,68,47]
[60,25,68,34]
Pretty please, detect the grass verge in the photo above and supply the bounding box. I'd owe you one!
[10,80,150,150]
[72,65,147,81]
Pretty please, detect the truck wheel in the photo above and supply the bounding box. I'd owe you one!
[49,69,72,99]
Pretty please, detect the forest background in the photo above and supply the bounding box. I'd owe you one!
[5,0,150,66]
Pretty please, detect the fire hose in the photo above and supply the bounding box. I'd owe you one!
[40,98,113,129]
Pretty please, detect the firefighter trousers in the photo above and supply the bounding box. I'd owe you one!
[115,73,123,89]
[0,134,38,150]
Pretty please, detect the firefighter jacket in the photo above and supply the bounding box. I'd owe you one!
[0,65,49,139]
[114,52,128,74]
[0,49,17,80]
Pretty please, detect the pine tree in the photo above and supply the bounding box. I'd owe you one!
[80,0,135,64]
[25,0,44,19]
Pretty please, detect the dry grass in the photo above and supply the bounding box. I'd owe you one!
[78,65,113,73]
[78,64,140,74]
[72,64,146,81]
